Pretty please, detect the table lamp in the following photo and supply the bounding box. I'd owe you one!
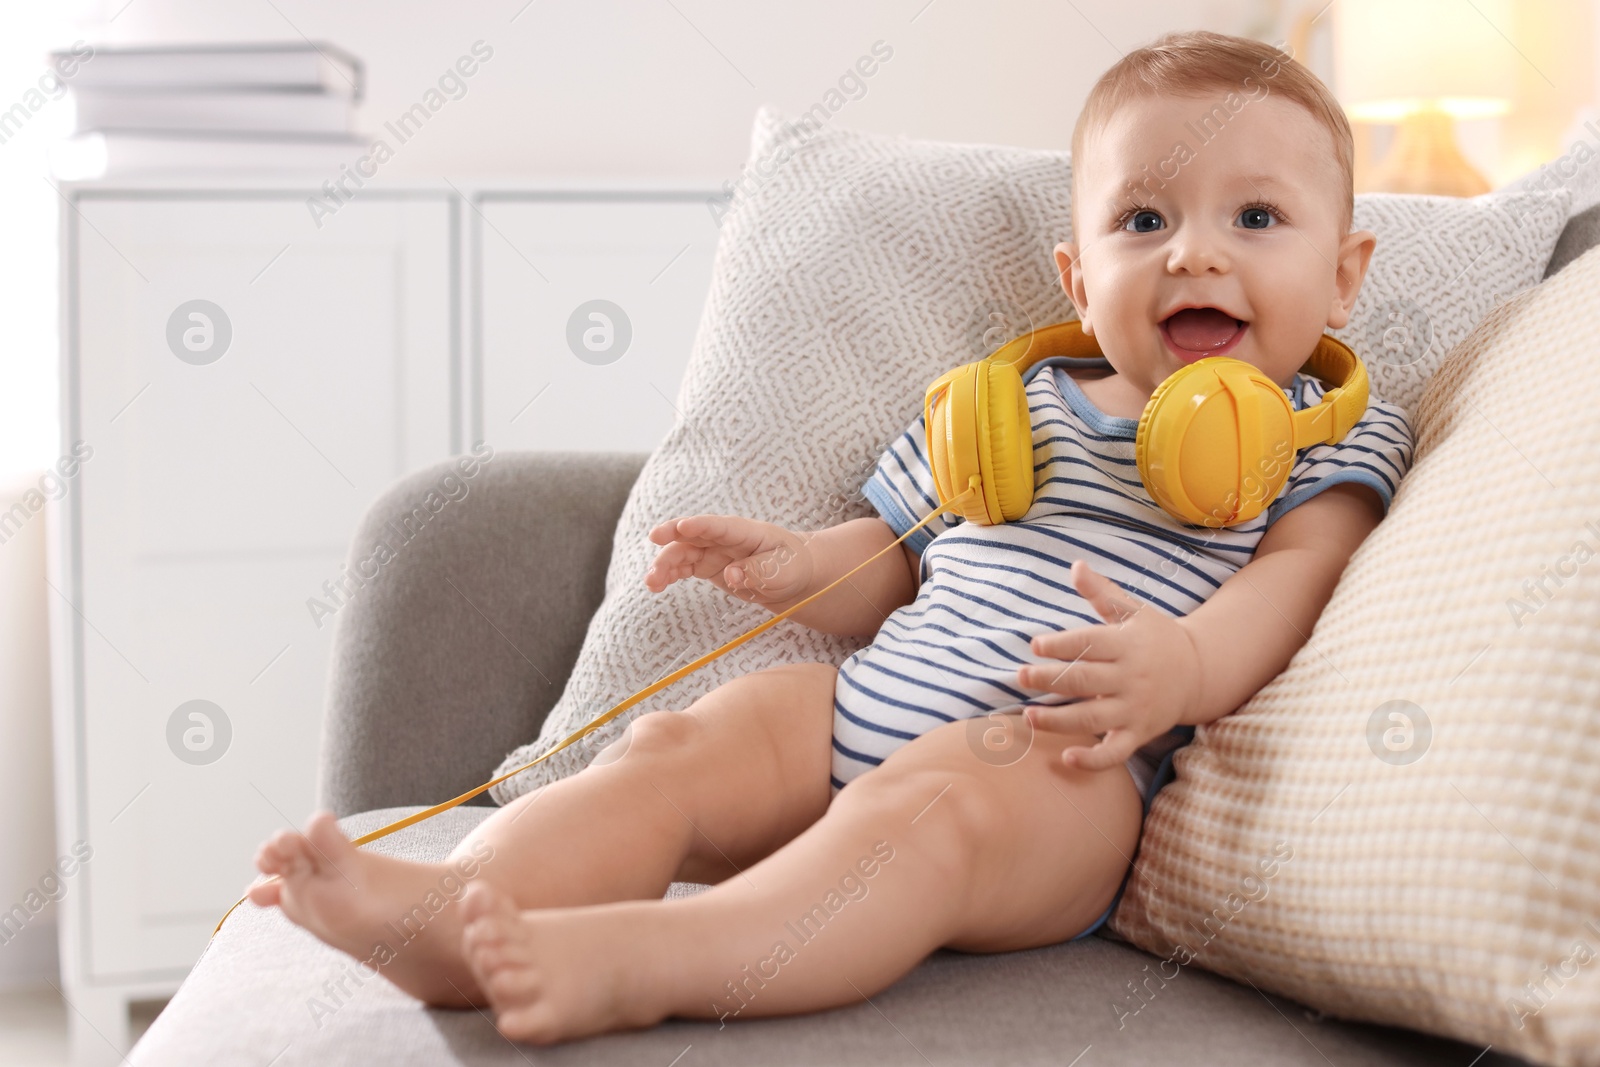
[1333,0,1516,196]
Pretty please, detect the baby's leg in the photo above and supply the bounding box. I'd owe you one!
[457,711,1143,1043]
[249,662,838,1007]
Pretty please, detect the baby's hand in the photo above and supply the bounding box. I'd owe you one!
[644,514,814,608]
[1016,559,1204,771]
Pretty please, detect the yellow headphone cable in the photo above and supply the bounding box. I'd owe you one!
[213,480,979,936]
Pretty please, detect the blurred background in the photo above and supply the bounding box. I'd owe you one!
[2,1,1597,1063]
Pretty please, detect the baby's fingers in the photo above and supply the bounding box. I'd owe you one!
[1060,729,1140,771]
[646,518,682,545]
[1019,658,1118,702]
[647,515,716,546]
[1024,696,1128,738]
[1031,625,1121,662]
[650,514,749,550]
[643,541,707,591]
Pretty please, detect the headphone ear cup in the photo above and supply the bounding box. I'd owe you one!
[927,379,958,517]
[977,360,1035,523]
[926,363,988,524]
[925,360,1036,526]
[1136,358,1296,527]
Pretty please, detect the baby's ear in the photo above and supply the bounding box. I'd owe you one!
[1327,228,1377,330]
[1053,241,1075,294]
[1054,241,1092,334]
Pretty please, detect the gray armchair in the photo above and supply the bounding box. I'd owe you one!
[318,450,649,816]
[132,449,1541,1066]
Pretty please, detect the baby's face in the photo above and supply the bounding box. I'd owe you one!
[1056,92,1376,394]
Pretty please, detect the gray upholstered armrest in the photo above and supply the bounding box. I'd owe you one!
[318,450,647,815]
[1545,202,1600,280]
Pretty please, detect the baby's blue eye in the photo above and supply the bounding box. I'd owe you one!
[1124,209,1163,233]
[1239,206,1276,229]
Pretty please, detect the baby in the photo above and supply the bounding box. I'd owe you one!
[249,29,1413,1045]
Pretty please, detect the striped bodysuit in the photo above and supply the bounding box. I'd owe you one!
[836,351,1414,815]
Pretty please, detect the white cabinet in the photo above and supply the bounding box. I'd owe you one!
[48,181,720,1064]
[474,193,720,452]
[51,191,457,1062]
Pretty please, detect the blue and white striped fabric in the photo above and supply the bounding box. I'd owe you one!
[832,352,1415,793]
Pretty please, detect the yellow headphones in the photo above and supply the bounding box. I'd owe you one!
[924,319,1369,529]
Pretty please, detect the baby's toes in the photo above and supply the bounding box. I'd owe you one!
[302,812,358,869]
[464,935,527,1012]
[252,839,282,877]
[495,1001,562,1046]
[482,962,542,1009]
[256,830,310,878]
[282,829,325,877]
[463,928,506,975]
[463,917,525,985]
[246,875,283,908]
[460,880,518,933]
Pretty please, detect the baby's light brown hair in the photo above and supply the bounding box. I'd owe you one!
[1071,29,1355,237]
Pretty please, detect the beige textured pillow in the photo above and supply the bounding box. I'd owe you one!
[1110,244,1600,1067]
[490,106,1573,803]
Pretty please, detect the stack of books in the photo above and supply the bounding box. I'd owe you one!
[50,41,366,179]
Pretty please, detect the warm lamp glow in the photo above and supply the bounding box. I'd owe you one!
[1335,0,1516,117]
[1347,98,1512,123]
[1334,0,1517,195]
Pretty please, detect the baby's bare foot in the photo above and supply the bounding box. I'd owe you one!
[250,811,485,1007]
[459,882,673,1044]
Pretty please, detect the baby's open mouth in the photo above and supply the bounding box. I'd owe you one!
[1159,306,1248,361]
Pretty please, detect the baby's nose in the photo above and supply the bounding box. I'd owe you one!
[1166,230,1231,274]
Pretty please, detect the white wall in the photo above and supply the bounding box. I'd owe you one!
[75,0,1286,182]
[0,476,59,988]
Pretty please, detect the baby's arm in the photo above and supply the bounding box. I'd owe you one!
[1175,481,1385,725]
[646,514,919,640]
